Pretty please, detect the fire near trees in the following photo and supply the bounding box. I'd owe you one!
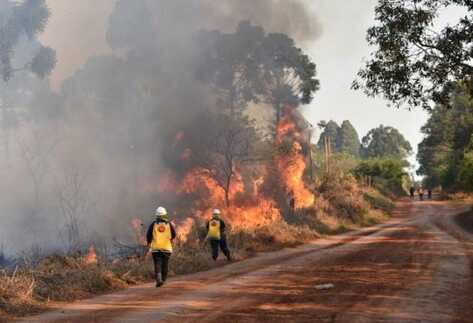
[158,20,320,226]
[0,1,432,317]
[0,0,323,254]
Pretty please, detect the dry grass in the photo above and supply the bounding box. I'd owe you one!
[0,177,394,320]
[0,268,42,317]
[445,192,473,203]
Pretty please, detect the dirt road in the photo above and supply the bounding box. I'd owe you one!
[19,200,473,323]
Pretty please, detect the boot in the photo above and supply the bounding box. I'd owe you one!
[156,273,163,288]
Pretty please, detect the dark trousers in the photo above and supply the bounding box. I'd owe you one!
[152,251,170,282]
[210,237,231,260]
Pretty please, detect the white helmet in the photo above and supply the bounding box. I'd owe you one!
[212,209,221,217]
[155,206,168,217]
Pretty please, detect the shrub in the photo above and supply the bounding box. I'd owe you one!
[363,189,395,214]
[353,157,409,196]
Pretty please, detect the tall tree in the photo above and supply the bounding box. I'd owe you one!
[361,125,412,159]
[337,120,361,157]
[353,0,473,110]
[197,21,319,124]
[195,21,265,116]
[418,84,473,190]
[0,0,55,81]
[259,32,319,124]
[317,120,340,152]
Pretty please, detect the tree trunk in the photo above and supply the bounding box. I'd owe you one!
[224,172,233,208]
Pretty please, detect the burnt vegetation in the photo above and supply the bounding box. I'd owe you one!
[0,0,418,319]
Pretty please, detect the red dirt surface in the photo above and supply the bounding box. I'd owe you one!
[16,199,473,323]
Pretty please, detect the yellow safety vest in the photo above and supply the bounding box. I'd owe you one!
[207,219,221,240]
[150,222,173,253]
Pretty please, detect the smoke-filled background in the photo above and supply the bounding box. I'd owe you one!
[0,0,321,255]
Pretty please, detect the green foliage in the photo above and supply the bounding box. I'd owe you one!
[0,0,55,81]
[457,151,473,191]
[418,84,473,191]
[196,21,319,122]
[353,0,473,110]
[317,120,339,151]
[361,125,412,159]
[317,120,361,157]
[337,120,361,157]
[260,32,320,109]
[195,21,266,113]
[363,190,395,214]
[354,157,409,196]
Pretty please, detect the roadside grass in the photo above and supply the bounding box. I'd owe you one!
[454,208,473,235]
[363,189,395,215]
[444,192,473,203]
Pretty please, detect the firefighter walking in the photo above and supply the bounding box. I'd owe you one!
[146,206,176,288]
[206,209,232,261]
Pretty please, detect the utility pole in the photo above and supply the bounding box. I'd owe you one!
[324,135,332,175]
[308,123,314,181]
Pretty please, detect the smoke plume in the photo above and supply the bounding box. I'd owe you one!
[1,0,321,257]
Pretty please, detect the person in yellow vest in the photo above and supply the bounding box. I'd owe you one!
[146,206,176,287]
[206,209,231,261]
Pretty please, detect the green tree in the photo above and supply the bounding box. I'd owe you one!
[317,120,340,152]
[197,21,319,123]
[337,120,361,157]
[353,0,473,110]
[259,32,319,123]
[361,125,412,159]
[353,157,409,195]
[195,21,265,116]
[0,0,55,81]
[417,84,473,190]
[457,151,473,191]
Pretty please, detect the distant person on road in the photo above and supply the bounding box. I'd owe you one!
[206,209,232,262]
[146,206,176,288]
[410,187,415,199]
[428,189,433,200]
[418,188,424,201]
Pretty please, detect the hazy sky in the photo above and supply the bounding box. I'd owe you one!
[41,0,430,175]
[303,0,428,175]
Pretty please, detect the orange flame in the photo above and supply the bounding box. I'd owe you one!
[176,217,195,242]
[275,109,315,209]
[84,245,97,265]
[177,167,280,229]
[150,106,313,242]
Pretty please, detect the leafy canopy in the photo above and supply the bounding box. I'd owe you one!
[317,120,361,157]
[417,83,473,190]
[196,21,319,121]
[354,0,473,110]
[361,125,412,159]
